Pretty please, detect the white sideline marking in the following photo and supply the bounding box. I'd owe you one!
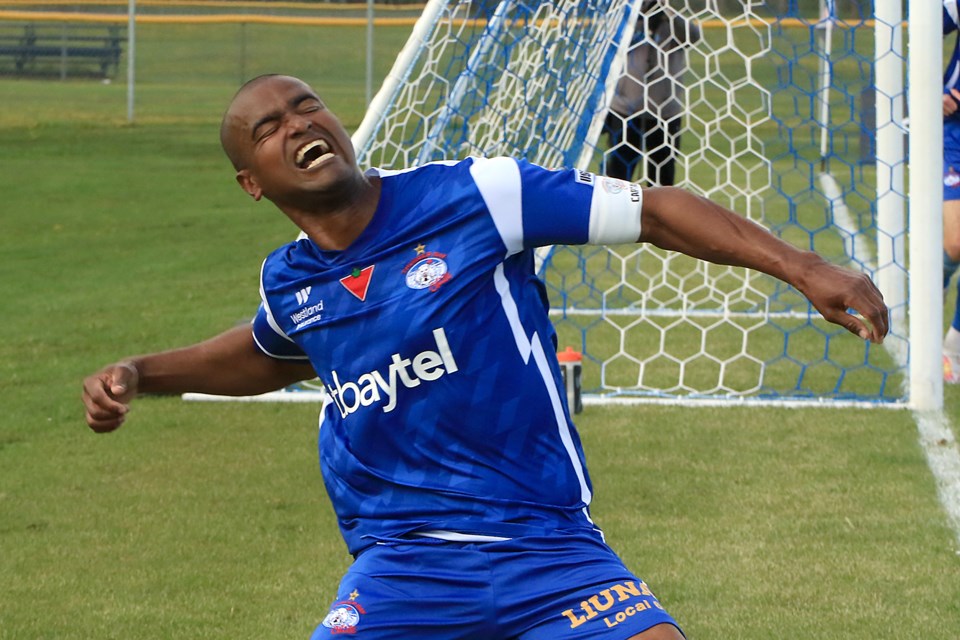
[820,172,875,270]
[914,411,960,549]
[820,174,960,545]
[182,392,325,403]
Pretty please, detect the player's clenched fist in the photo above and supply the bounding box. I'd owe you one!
[82,362,139,433]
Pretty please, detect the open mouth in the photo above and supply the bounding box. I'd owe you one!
[295,139,334,170]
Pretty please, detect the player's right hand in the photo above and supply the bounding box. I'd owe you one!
[82,362,139,433]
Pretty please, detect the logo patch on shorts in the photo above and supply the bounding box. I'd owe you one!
[946,166,960,189]
[321,596,367,635]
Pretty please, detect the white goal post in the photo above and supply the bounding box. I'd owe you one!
[186,0,941,410]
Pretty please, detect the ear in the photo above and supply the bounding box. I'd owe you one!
[236,169,263,201]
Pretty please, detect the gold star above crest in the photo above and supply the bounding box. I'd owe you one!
[414,243,426,255]
[350,589,359,601]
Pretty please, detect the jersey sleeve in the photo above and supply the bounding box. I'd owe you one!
[946,1,958,35]
[251,302,309,360]
[468,157,643,253]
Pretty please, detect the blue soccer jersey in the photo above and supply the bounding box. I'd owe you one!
[252,158,643,556]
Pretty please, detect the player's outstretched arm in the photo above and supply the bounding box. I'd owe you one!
[82,325,317,433]
[638,186,889,344]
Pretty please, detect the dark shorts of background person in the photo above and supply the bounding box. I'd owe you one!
[603,111,682,187]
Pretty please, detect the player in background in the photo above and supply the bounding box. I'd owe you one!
[82,75,888,639]
[943,0,960,382]
[602,0,700,186]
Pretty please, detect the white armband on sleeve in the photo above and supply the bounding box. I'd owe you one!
[588,177,643,245]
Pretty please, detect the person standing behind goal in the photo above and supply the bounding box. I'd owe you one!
[603,0,700,186]
[941,0,960,382]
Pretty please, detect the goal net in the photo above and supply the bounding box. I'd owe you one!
[192,0,911,407]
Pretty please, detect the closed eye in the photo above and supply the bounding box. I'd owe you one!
[255,125,278,142]
[252,113,280,142]
[295,96,324,114]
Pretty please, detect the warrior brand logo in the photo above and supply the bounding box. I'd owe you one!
[575,169,596,185]
[295,286,312,305]
[328,327,459,418]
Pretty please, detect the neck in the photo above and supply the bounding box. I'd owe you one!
[284,174,382,251]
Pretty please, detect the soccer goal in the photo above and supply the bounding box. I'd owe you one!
[188,0,939,409]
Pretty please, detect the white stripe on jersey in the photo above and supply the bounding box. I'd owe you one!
[471,156,599,506]
[258,259,295,343]
[494,264,533,364]
[588,178,644,245]
[255,258,309,360]
[493,263,593,505]
[469,156,525,256]
[250,332,310,361]
[530,330,593,505]
[318,394,334,432]
[411,530,511,542]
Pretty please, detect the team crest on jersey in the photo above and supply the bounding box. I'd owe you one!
[321,595,366,635]
[946,167,960,189]
[403,243,452,292]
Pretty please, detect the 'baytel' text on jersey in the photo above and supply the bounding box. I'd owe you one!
[327,328,459,418]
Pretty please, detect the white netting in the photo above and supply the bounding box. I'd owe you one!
[356,0,636,169]
[547,2,903,404]
[199,0,907,407]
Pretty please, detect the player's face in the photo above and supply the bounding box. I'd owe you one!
[227,76,359,204]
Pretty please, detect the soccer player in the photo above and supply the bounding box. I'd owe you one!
[942,0,960,382]
[82,75,889,639]
[602,0,700,186]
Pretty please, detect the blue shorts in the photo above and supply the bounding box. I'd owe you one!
[944,121,960,202]
[310,533,681,639]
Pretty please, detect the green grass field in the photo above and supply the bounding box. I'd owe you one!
[2,16,960,640]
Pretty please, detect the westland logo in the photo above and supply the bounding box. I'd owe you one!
[290,299,324,330]
[328,327,458,418]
